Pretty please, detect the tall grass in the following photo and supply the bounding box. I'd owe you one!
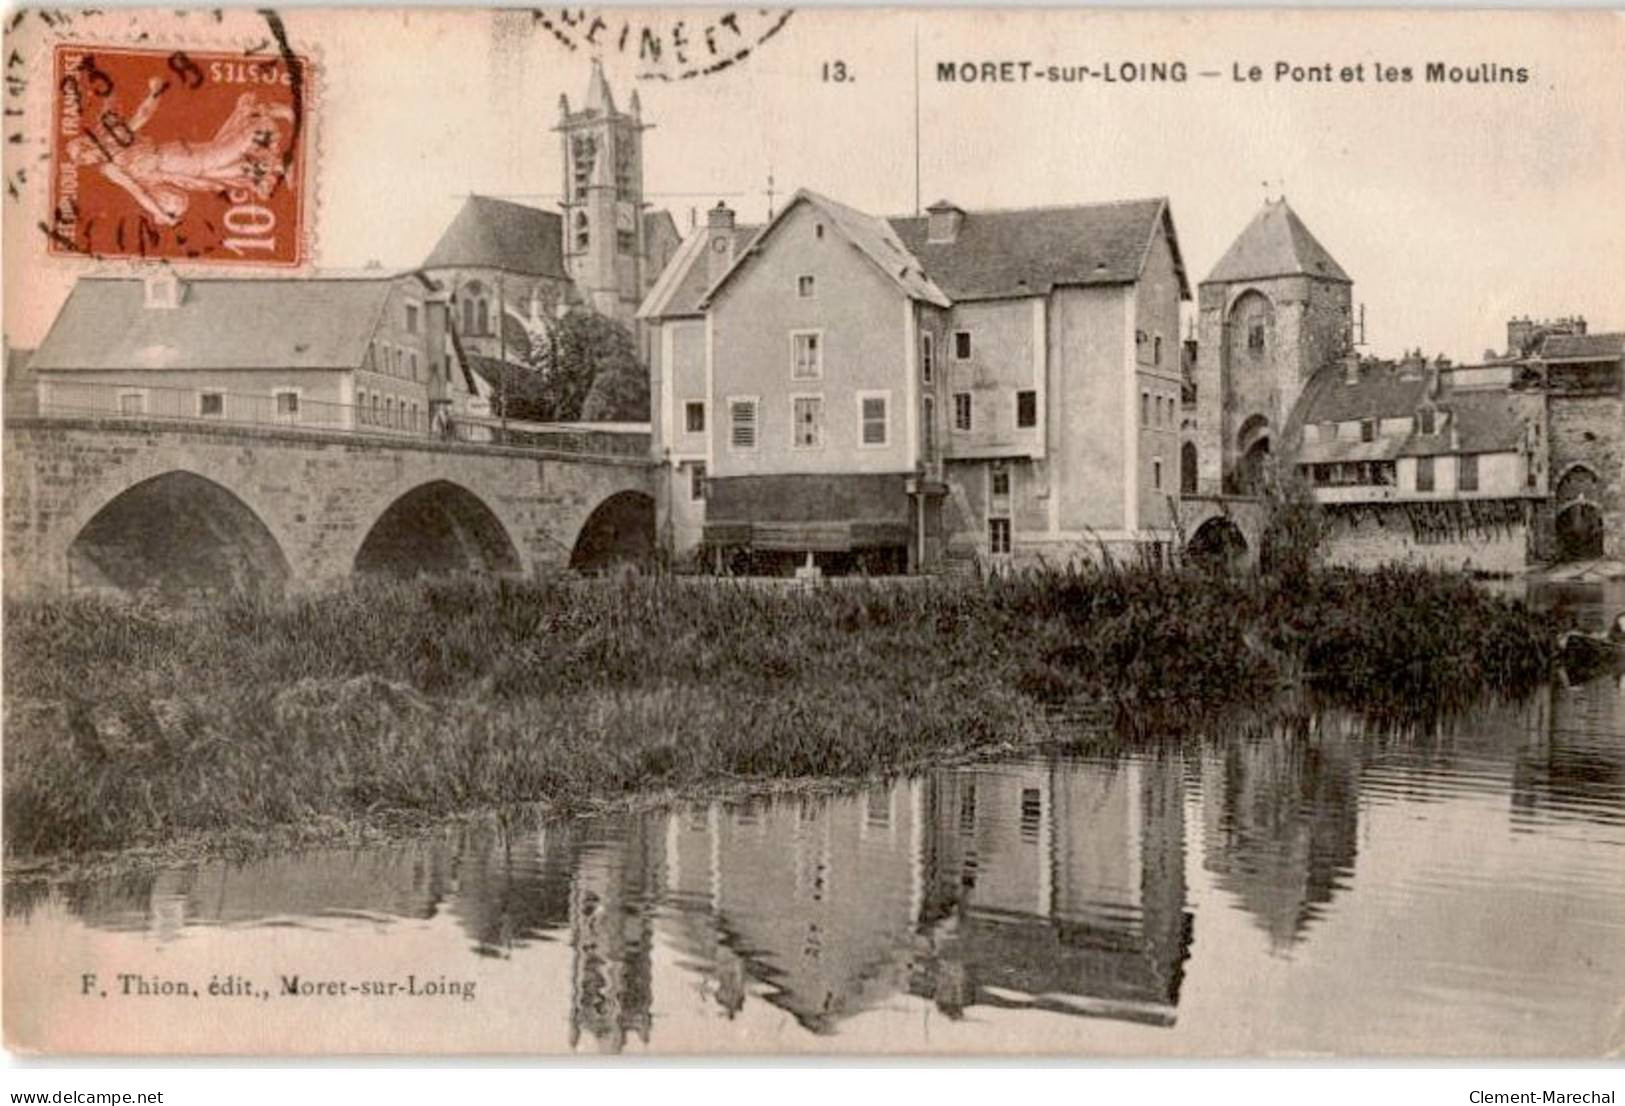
[3,565,1560,860]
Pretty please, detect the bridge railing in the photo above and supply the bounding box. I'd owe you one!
[31,379,651,459]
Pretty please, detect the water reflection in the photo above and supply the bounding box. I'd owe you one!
[1201,722,1359,953]
[7,670,1623,1054]
[913,759,1191,1026]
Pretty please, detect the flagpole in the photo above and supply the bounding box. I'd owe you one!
[498,276,508,442]
[913,23,921,216]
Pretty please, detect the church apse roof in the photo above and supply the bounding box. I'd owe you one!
[422,195,569,280]
[1204,198,1351,285]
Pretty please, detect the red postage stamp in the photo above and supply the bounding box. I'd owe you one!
[48,43,312,266]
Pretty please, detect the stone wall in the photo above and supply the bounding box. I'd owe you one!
[1321,507,1530,576]
[1535,392,1623,561]
[2,416,655,598]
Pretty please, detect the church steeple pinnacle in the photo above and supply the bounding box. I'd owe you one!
[585,58,615,115]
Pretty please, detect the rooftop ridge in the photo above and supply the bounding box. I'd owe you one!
[885,195,1167,221]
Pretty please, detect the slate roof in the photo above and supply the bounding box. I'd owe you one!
[1405,388,1541,456]
[31,274,421,372]
[701,190,951,310]
[1538,331,1625,362]
[888,198,1187,301]
[422,195,569,280]
[694,190,1185,314]
[1289,360,1539,460]
[1297,436,1405,465]
[638,222,762,319]
[1293,362,1431,427]
[1205,199,1351,285]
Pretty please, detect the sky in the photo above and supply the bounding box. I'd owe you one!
[5,7,1623,363]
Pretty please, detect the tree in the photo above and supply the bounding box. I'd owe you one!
[1257,463,1330,583]
[527,310,648,422]
[580,363,649,422]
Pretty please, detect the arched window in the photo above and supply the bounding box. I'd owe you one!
[1228,290,1275,365]
[461,281,488,335]
[1181,441,1199,495]
[575,211,590,251]
[476,300,490,336]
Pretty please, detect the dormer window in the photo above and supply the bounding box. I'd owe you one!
[1419,407,1435,434]
[1360,418,1375,443]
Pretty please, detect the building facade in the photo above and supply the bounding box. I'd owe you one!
[641,188,1190,573]
[1512,322,1623,562]
[28,268,483,435]
[1288,352,1548,574]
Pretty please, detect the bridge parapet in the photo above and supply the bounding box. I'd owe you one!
[33,379,652,461]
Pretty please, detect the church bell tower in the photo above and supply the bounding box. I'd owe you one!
[556,61,646,324]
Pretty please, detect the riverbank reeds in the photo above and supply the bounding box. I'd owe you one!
[2,565,1561,861]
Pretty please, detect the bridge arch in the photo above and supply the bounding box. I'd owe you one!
[1187,515,1249,571]
[67,470,291,599]
[1555,501,1604,562]
[569,490,656,573]
[353,479,523,579]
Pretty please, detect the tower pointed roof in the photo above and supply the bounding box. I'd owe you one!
[585,59,615,115]
[1205,198,1351,285]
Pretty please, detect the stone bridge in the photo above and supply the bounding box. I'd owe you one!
[2,416,659,599]
[1176,493,1269,568]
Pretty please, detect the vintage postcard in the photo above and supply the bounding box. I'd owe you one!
[2,6,1623,1059]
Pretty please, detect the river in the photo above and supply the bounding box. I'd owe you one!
[4,582,1622,1056]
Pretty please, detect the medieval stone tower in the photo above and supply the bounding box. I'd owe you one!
[1193,199,1353,494]
[557,61,647,324]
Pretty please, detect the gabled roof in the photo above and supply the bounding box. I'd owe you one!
[1538,331,1625,362]
[701,190,951,310]
[889,197,1188,301]
[30,274,427,372]
[638,222,763,320]
[422,195,568,280]
[1205,199,1351,285]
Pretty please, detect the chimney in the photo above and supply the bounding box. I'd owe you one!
[706,201,736,284]
[926,199,964,244]
[1507,316,1534,358]
[142,269,182,309]
[1575,315,1587,336]
[1343,350,1361,385]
